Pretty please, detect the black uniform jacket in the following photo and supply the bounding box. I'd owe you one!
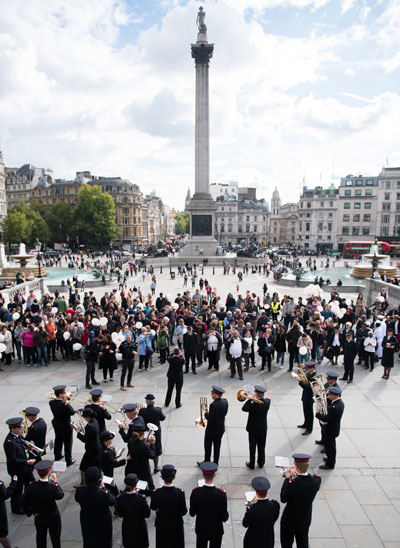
[0,478,17,533]
[77,418,100,470]
[242,498,280,548]
[316,398,344,438]
[189,485,229,539]
[100,446,126,478]
[3,433,28,476]
[115,491,150,547]
[126,438,154,478]
[26,417,47,450]
[166,355,185,378]
[139,405,166,456]
[84,403,111,434]
[299,371,315,403]
[344,339,359,359]
[150,485,187,534]
[75,485,116,548]
[242,398,270,435]
[21,479,64,516]
[281,474,321,528]
[49,399,75,427]
[204,398,229,439]
[119,415,146,443]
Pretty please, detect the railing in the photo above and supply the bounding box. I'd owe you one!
[365,278,400,307]
[1,278,48,304]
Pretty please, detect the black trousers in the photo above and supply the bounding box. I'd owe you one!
[35,513,61,548]
[196,535,223,548]
[10,467,34,512]
[280,519,310,548]
[48,339,57,359]
[53,423,73,465]
[139,354,150,370]
[365,351,374,370]
[165,376,183,407]
[288,347,299,370]
[324,434,337,468]
[302,399,314,431]
[85,359,96,384]
[120,359,134,385]
[185,352,196,373]
[207,349,219,370]
[196,346,203,364]
[261,353,272,371]
[248,431,267,467]
[204,434,222,464]
[229,356,243,378]
[343,357,355,380]
[159,348,168,364]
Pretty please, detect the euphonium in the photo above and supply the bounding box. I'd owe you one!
[236,390,263,404]
[311,375,328,415]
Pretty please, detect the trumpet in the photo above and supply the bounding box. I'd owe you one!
[47,391,74,401]
[21,439,45,457]
[145,423,158,443]
[245,495,258,507]
[281,466,297,479]
[291,366,309,384]
[236,390,263,404]
[196,397,208,428]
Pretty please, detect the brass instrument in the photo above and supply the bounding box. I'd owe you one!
[280,465,297,479]
[291,366,309,384]
[21,439,45,457]
[196,397,208,428]
[110,445,125,459]
[85,396,119,413]
[72,409,86,436]
[245,494,258,507]
[47,391,73,401]
[145,423,158,443]
[20,410,29,436]
[236,389,263,404]
[311,375,328,416]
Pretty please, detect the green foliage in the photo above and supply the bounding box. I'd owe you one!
[72,185,120,244]
[174,211,190,234]
[2,201,49,244]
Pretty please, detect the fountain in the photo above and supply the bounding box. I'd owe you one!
[1,243,46,279]
[351,239,398,279]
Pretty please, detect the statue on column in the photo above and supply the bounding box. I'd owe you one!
[196,6,207,33]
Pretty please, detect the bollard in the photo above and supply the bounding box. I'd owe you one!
[160,266,163,274]
[213,266,215,275]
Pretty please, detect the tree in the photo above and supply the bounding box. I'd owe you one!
[2,201,50,245]
[32,200,74,242]
[174,211,190,234]
[73,185,120,245]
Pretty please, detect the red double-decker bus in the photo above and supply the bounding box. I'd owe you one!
[343,241,391,259]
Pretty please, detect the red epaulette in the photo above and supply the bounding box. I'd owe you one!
[314,474,320,478]
[101,489,108,493]
[193,486,201,490]
[218,488,226,493]
[76,484,83,488]
[178,488,184,492]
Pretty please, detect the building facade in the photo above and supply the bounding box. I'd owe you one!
[214,199,269,247]
[142,193,175,244]
[297,185,338,251]
[268,188,298,247]
[376,167,400,239]
[0,152,7,223]
[5,164,54,209]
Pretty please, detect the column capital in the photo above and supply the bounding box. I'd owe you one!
[191,42,214,65]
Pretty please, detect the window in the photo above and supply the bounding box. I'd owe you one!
[253,226,257,232]
[345,180,352,186]
[228,225,232,233]
[328,213,333,217]
[382,202,391,210]
[366,179,374,185]
[397,181,400,188]
[354,202,361,209]
[318,223,323,231]
[220,225,224,232]
[122,207,129,215]
[365,189,372,195]
[381,226,389,236]
[356,180,363,186]
[395,226,400,236]
[364,202,371,209]
[254,216,257,221]
[342,227,349,235]
[329,201,334,207]
[355,189,362,196]
[353,214,360,222]
[381,214,390,224]
[397,203,400,211]
[246,216,250,222]
[363,214,371,222]
[344,189,351,196]
[320,202,324,207]
[384,192,391,200]
[397,193,400,200]
[386,181,391,189]
[306,223,310,231]
[306,213,310,218]
[245,225,250,232]
[362,227,370,235]
[328,223,332,231]
[352,227,360,235]
[343,214,350,221]
[344,202,351,209]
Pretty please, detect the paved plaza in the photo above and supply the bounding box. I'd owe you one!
[1,268,400,547]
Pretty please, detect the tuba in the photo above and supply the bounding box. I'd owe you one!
[237,390,263,404]
[196,397,208,428]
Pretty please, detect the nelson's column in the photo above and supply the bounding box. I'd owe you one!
[180,7,219,257]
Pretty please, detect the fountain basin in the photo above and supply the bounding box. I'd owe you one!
[351,265,398,279]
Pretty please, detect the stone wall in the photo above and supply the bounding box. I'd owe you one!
[365,278,400,307]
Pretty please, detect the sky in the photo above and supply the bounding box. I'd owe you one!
[0,0,399,210]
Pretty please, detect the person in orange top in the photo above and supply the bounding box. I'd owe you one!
[45,318,58,362]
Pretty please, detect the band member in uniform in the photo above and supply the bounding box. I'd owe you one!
[315,371,339,447]
[241,385,270,470]
[198,386,228,466]
[150,464,187,548]
[115,473,150,548]
[84,389,111,434]
[165,347,185,408]
[75,466,116,548]
[3,417,35,514]
[126,424,156,493]
[139,394,166,473]
[76,408,100,484]
[296,362,316,435]
[25,406,47,462]
[49,385,76,466]
[189,462,229,548]
[0,474,17,548]
[118,403,145,443]
[242,476,280,548]
[99,430,128,495]
[316,386,345,470]
[280,453,321,548]
[21,460,64,548]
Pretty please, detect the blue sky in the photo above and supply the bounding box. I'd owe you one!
[0,0,399,209]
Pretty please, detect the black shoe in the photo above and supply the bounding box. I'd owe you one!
[86,384,92,389]
[287,368,293,372]
[339,377,347,381]
[230,375,235,378]
[246,462,255,470]
[67,459,76,467]
[55,454,65,461]
[239,377,243,380]
[176,404,182,408]
[347,379,352,384]
[184,370,189,374]
[319,464,334,470]
[192,371,197,375]
[92,380,100,385]
[315,440,323,445]
[302,430,312,435]
[320,449,326,454]
[297,424,306,428]
[12,509,25,515]
[164,402,169,407]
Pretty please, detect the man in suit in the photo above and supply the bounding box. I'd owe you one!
[340,331,359,383]
[21,460,64,548]
[48,385,76,467]
[24,406,47,462]
[190,462,229,548]
[280,453,321,548]
[139,394,166,473]
[296,362,316,435]
[242,476,280,548]
[150,464,187,548]
[118,403,145,443]
[165,347,185,409]
[198,386,228,466]
[316,386,345,470]
[183,326,197,374]
[242,385,270,470]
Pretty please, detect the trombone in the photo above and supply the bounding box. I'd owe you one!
[85,395,120,414]
[236,390,263,404]
[47,391,74,401]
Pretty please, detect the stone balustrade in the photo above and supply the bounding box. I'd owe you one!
[365,278,400,307]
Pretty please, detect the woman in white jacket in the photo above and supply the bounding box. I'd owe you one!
[364,331,377,371]
[1,325,13,365]
[373,322,385,359]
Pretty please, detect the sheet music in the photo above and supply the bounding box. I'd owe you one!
[53,461,66,473]
[245,491,256,502]
[102,394,112,402]
[103,475,115,486]
[137,480,148,491]
[275,456,290,468]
